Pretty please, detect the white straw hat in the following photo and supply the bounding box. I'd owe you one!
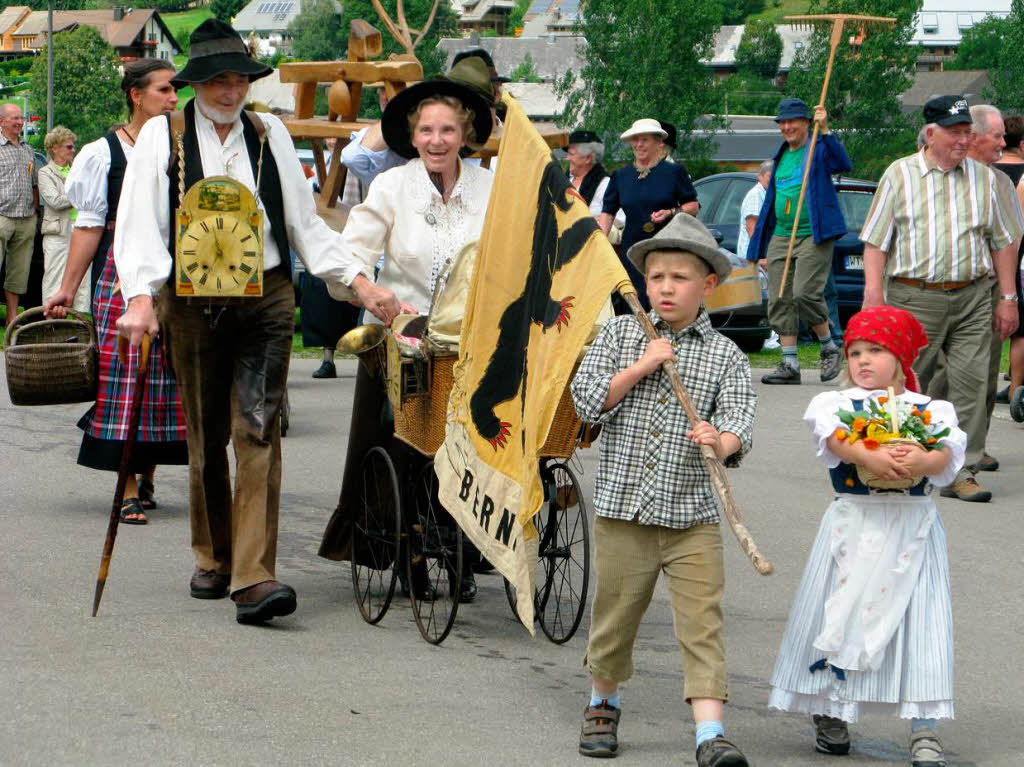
[620,118,668,141]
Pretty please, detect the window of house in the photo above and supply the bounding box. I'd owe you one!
[957,13,973,30]
[920,13,938,33]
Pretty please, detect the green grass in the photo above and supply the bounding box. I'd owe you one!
[748,340,1012,373]
[164,7,213,45]
[747,0,813,25]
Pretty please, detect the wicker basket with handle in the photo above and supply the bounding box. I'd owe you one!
[4,306,98,406]
[853,388,924,490]
[392,354,586,458]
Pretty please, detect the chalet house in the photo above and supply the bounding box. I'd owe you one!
[911,0,1010,71]
[0,5,31,59]
[9,7,180,61]
[233,0,304,57]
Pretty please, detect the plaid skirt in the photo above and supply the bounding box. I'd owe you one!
[77,243,187,454]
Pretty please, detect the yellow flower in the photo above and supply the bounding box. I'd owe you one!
[834,428,849,441]
[845,477,855,487]
[851,417,868,433]
[922,410,932,425]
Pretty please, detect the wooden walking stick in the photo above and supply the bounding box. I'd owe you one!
[776,13,896,299]
[619,289,774,576]
[92,333,152,617]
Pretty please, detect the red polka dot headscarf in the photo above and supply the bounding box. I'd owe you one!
[843,306,928,392]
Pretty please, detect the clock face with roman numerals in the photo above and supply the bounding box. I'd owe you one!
[179,214,261,296]
[174,175,263,298]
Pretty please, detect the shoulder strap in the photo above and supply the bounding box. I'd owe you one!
[243,110,267,141]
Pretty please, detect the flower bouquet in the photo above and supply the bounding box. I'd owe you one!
[833,387,950,489]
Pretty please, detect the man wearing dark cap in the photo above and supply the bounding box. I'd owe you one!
[748,98,852,385]
[566,129,609,217]
[452,47,509,104]
[113,19,402,623]
[860,95,1023,503]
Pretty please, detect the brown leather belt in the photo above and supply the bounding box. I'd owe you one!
[891,276,977,291]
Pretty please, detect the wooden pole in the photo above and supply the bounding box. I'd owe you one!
[619,290,774,576]
[776,18,844,299]
[92,334,152,617]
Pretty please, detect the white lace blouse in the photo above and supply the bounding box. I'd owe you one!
[65,135,133,228]
[341,158,493,320]
[803,386,966,489]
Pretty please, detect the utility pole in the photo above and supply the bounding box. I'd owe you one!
[47,0,54,132]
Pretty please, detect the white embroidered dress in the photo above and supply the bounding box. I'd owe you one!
[768,387,966,722]
[339,158,493,322]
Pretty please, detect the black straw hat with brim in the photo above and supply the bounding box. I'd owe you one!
[381,58,494,160]
[171,18,272,89]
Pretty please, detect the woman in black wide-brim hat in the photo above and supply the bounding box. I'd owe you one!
[318,58,495,603]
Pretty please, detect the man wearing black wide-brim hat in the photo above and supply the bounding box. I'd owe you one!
[113,19,402,625]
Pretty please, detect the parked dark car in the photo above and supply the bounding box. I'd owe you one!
[694,170,878,333]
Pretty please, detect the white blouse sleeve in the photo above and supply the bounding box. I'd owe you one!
[803,390,853,468]
[339,168,399,272]
[65,139,112,228]
[923,398,967,488]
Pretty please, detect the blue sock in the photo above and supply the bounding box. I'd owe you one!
[818,334,837,352]
[695,720,724,748]
[911,718,937,733]
[590,686,621,709]
[782,345,799,370]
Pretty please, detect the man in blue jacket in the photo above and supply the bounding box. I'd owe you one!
[748,98,852,384]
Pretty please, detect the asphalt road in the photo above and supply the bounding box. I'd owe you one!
[2,357,1022,767]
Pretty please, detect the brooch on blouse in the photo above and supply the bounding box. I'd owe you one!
[424,211,437,226]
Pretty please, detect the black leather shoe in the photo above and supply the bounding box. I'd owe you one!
[761,362,801,385]
[695,736,749,767]
[232,580,297,624]
[190,567,229,599]
[312,360,337,379]
[456,571,477,603]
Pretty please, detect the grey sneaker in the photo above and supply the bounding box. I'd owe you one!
[813,714,851,755]
[910,728,947,766]
[762,361,801,385]
[820,346,842,382]
[695,736,749,767]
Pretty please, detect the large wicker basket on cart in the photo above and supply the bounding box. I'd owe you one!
[342,242,602,645]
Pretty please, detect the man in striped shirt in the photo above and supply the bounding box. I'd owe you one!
[860,95,1023,502]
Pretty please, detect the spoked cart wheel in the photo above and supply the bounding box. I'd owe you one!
[502,459,590,643]
[350,446,402,624]
[408,461,463,645]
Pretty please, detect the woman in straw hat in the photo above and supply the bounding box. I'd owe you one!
[598,118,699,312]
[318,57,496,603]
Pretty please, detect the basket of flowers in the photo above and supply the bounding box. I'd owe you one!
[833,387,950,490]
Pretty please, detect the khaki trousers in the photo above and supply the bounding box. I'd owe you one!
[584,517,728,702]
[158,269,294,593]
[887,277,992,481]
[766,234,835,336]
[0,213,37,294]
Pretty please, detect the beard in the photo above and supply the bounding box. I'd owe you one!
[195,93,245,125]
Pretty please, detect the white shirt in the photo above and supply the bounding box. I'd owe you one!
[569,171,610,218]
[65,134,133,228]
[340,126,405,188]
[114,106,362,301]
[342,157,493,322]
[736,182,765,259]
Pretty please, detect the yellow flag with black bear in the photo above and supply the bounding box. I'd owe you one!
[435,94,632,631]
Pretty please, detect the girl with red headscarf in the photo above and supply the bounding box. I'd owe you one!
[766,306,967,766]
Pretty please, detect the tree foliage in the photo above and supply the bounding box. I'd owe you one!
[509,52,541,82]
[784,0,918,180]
[556,0,723,162]
[211,0,247,24]
[506,0,532,34]
[719,72,781,115]
[735,19,783,79]
[947,14,1006,71]
[990,0,1024,111]
[289,0,458,79]
[722,0,766,25]
[28,26,122,146]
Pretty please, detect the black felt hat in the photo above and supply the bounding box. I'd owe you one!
[658,120,677,149]
[171,19,272,89]
[568,129,600,145]
[381,57,494,160]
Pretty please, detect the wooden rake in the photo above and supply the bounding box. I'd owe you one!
[776,13,896,299]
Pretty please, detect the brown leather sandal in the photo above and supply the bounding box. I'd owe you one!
[579,701,620,758]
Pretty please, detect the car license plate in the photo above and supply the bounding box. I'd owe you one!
[845,254,864,271]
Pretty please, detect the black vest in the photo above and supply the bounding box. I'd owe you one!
[91,131,128,288]
[166,100,290,283]
[577,162,608,206]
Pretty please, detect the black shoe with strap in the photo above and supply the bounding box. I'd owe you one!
[761,362,801,385]
[813,714,851,755]
[579,700,620,758]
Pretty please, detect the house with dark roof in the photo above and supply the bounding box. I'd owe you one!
[10,7,180,61]
[453,0,517,35]
[233,0,305,56]
[438,32,583,81]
